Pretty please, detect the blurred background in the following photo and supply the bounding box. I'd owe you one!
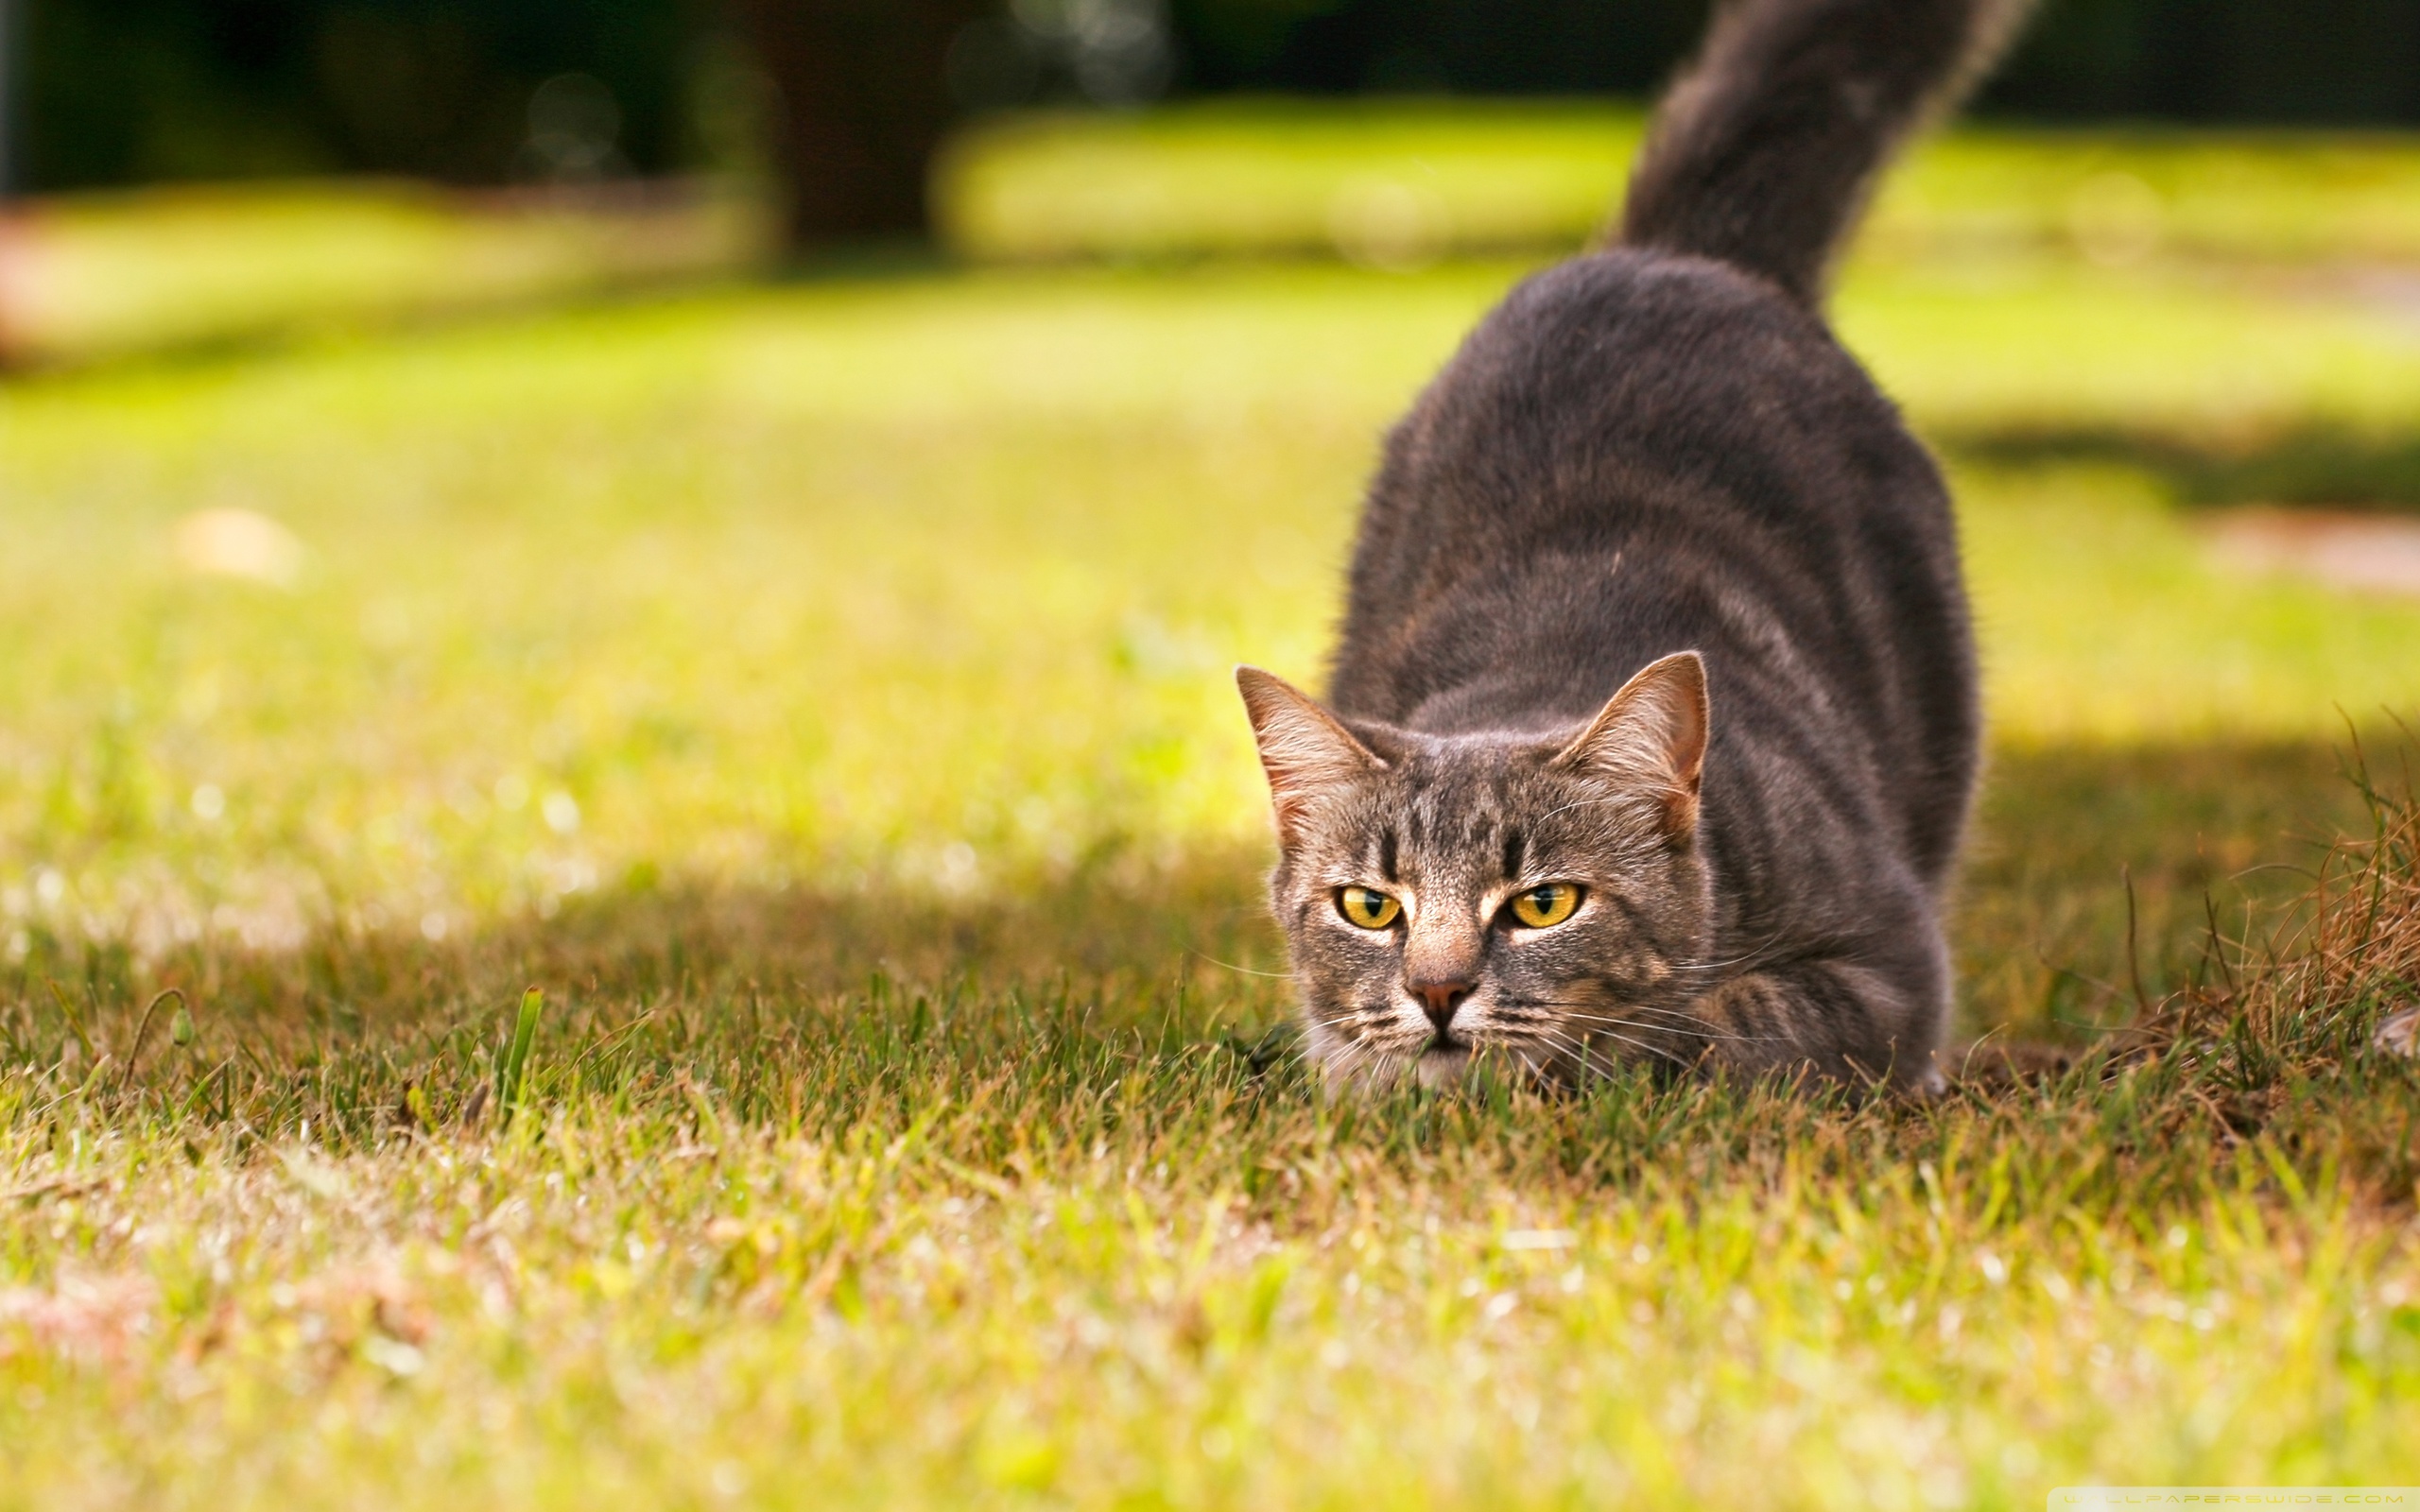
[10,9,2420,1494]
[6,0,2420,1040]
[8,0,2420,356]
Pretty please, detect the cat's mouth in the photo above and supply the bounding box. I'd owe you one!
[1415,1040,1473,1089]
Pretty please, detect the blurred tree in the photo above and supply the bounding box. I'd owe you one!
[1988,0,2420,122]
[1168,0,2420,122]
[1170,0,1708,94]
[12,0,696,191]
[727,0,991,247]
[11,0,2420,203]
[0,0,17,195]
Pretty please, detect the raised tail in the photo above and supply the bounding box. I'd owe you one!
[1619,0,2031,306]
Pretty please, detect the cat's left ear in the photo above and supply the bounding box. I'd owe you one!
[1550,651,1709,841]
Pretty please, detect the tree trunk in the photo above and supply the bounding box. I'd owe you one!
[0,0,18,198]
[731,0,989,249]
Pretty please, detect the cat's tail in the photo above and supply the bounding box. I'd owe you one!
[1618,0,2031,306]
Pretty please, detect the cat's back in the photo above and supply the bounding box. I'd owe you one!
[1330,247,1967,741]
[1416,249,1907,494]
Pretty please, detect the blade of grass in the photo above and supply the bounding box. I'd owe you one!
[498,987,544,1131]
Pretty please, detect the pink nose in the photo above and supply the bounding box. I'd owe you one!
[1411,979,1474,1034]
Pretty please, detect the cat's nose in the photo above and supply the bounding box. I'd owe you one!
[1411,978,1474,1034]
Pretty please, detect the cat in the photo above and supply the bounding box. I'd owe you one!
[1237,0,2032,1094]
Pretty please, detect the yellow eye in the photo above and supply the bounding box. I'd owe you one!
[1337,886,1403,930]
[1507,884,1582,929]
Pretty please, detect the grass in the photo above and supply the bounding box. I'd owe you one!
[942,99,2420,266]
[5,110,2420,1506]
[22,98,2420,367]
[0,180,771,366]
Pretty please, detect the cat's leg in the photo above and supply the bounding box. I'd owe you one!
[1686,952,1949,1092]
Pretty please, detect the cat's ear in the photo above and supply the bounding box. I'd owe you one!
[1550,652,1709,841]
[1236,667,1386,846]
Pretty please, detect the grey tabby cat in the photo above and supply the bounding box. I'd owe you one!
[1238,0,2032,1093]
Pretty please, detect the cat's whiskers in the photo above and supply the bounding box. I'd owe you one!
[1498,993,1751,1043]
[1322,1036,1383,1088]
[1520,1031,1603,1085]
[1322,1016,1454,1091]
[1668,929,1794,976]
[1186,949,1294,980]
[1370,1049,1414,1086]
[1580,1027,1692,1072]
[1524,1023,1638,1082]
[1500,1003,1698,1074]
[1554,1005,1790,1045]
[1485,1023,1572,1077]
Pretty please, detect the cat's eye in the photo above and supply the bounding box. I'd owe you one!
[1336,886,1403,930]
[1505,884,1582,929]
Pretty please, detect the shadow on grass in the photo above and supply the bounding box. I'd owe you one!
[3,736,2415,1217]
[1961,733,2390,1039]
[3,842,1293,1072]
[0,731,2402,1134]
[1946,423,2420,511]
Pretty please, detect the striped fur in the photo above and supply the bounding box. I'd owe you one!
[1240,0,2030,1093]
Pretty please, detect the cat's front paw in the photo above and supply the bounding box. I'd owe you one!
[2377,1005,2420,1058]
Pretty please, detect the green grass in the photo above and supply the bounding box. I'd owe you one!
[23,99,2420,368]
[943,99,2420,266]
[0,180,771,365]
[6,112,2420,1507]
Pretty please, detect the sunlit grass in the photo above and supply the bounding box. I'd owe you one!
[0,180,771,365]
[20,101,2420,369]
[6,116,2420,1506]
[7,259,2416,950]
[945,99,2420,267]
[7,1028,2415,1508]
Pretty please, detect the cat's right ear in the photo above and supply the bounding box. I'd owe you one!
[1236,667,1385,846]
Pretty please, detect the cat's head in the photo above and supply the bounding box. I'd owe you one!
[1237,654,1714,1091]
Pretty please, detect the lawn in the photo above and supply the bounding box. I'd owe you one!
[4,109,2420,1507]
